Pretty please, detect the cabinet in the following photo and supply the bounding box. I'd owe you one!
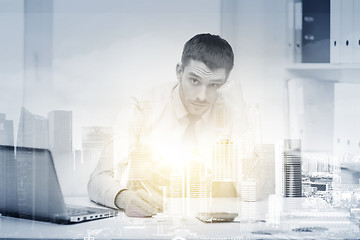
[286,0,360,155]
[288,0,360,65]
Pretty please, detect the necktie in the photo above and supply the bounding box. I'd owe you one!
[182,114,200,150]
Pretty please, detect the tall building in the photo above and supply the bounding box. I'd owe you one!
[82,126,113,174]
[0,113,14,146]
[212,138,238,181]
[240,181,257,202]
[128,142,152,181]
[169,171,185,215]
[46,110,73,196]
[16,147,35,217]
[74,149,82,171]
[23,0,53,108]
[170,172,183,198]
[48,110,72,155]
[0,145,18,215]
[276,139,302,197]
[129,100,152,182]
[17,107,49,149]
[0,114,17,214]
[211,137,239,197]
[16,108,49,213]
[199,176,212,212]
[48,110,73,174]
[239,201,257,221]
[188,157,201,198]
[132,100,152,138]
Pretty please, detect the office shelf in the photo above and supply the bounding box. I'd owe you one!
[286,63,360,70]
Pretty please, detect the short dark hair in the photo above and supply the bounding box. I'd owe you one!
[181,33,234,76]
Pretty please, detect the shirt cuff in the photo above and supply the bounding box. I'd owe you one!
[105,185,128,209]
[113,188,129,209]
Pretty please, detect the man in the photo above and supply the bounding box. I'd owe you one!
[88,33,247,217]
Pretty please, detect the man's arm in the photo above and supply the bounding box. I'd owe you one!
[87,139,127,209]
[87,100,163,216]
[87,139,163,216]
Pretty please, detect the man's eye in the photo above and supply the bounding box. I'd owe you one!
[191,78,199,84]
[209,83,220,88]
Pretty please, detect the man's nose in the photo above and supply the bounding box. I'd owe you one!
[196,85,207,102]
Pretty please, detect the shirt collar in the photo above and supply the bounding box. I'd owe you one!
[172,83,214,124]
[172,83,188,121]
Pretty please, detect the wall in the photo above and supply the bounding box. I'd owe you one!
[227,0,288,143]
[0,0,290,196]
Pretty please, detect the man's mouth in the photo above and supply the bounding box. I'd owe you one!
[192,102,208,107]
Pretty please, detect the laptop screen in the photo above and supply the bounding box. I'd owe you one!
[0,145,69,222]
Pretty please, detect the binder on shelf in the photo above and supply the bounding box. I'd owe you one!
[287,0,295,62]
[301,0,330,63]
[330,0,341,64]
[340,0,354,63]
[353,0,360,63]
[294,0,302,63]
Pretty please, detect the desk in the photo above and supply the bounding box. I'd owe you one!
[0,196,359,239]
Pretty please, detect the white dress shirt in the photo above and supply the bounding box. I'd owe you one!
[88,82,248,208]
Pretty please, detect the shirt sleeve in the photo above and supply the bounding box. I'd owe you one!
[87,99,141,209]
[87,139,129,209]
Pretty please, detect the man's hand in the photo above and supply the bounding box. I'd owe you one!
[115,188,163,217]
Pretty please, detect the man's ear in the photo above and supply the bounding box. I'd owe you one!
[176,63,183,82]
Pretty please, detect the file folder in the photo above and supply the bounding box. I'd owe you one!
[302,0,330,63]
[353,0,360,63]
[340,0,353,63]
[330,0,341,64]
[294,0,302,63]
[287,0,295,62]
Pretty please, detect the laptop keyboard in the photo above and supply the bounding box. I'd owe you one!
[66,208,96,216]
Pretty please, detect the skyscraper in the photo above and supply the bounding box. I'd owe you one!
[82,126,113,175]
[212,138,238,182]
[276,139,302,197]
[48,110,72,155]
[17,107,49,149]
[0,145,18,215]
[169,171,185,216]
[211,137,239,197]
[129,142,152,181]
[188,157,201,198]
[0,113,14,146]
[0,115,17,214]
[47,110,73,195]
[240,181,257,202]
[199,176,212,213]
[23,0,53,108]
[74,149,82,171]
[16,108,49,213]
[170,172,183,198]
[129,100,152,182]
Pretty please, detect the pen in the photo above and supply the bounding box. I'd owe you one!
[140,181,152,196]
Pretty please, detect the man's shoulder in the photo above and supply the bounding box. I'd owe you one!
[135,82,178,103]
[131,82,178,119]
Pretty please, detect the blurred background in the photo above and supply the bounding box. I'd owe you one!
[1,0,359,198]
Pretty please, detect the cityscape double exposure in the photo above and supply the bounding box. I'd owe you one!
[1,0,360,239]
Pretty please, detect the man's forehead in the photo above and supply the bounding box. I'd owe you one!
[184,60,227,80]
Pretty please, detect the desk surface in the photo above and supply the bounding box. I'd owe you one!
[0,196,359,239]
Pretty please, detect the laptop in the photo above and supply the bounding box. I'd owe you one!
[0,145,118,224]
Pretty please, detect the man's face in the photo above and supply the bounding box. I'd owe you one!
[177,59,228,117]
